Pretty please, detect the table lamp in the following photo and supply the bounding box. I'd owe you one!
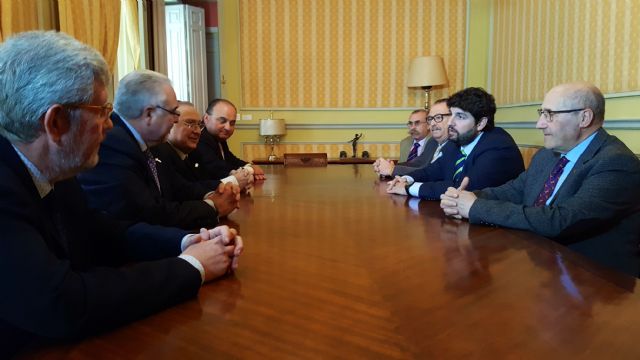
[259,113,286,161]
[407,55,448,111]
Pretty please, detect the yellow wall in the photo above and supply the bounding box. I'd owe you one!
[219,0,640,157]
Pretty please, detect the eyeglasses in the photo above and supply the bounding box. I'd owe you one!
[66,102,113,118]
[406,119,428,127]
[537,108,585,121]
[180,120,205,131]
[156,105,181,117]
[427,113,452,124]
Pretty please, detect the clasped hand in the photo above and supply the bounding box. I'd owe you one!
[207,182,241,216]
[386,176,408,195]
[439,177,476,219]
[182,225,244,282]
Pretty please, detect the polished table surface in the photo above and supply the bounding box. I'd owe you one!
[24,165,640,359]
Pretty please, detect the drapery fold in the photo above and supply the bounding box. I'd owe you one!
[58,0,121,71]
[117,0,141,79]
[0,0,58,42]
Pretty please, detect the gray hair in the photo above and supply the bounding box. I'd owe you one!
[0,31,109,143]
[114,70,172,120]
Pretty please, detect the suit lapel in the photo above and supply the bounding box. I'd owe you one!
[0,136,68,256]
[548,129,608,205]
[111,113,163,195]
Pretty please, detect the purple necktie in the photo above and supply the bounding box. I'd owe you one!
[407,142,420,162]
[534,156,569,206]
[145,149,161,193]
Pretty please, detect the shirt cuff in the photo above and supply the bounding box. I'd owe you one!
[402,175,415,185]
[408,183,422,197]
[243,164,255,175]
[178,254,205,284]
[180,234,195,252]
[221,175,238,185]
[203,199,216,211]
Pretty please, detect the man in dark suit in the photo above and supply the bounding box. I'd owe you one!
[440,82,640,276]
[374,99,452,177]
[78,71,239,230]
[0,31,243,356]
[152,101,253,193]
[191,99,266,182]
[387,87,524,200]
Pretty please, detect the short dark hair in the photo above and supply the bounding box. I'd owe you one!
[447,88,496,131]
[433,98,448,106]
[206,98,236,115]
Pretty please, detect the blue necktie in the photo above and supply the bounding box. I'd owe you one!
[452,148,467,183]
[407,142,420,162]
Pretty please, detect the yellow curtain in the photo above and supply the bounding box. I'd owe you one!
[58,0,121,71]
[0,0,58,42]
[116,0,140,79]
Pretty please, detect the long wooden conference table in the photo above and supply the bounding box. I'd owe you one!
[23,165,640,359]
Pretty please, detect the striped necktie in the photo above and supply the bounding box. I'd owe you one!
[452,148,467,183]
[534,156,569,206]
[406,142,420,162]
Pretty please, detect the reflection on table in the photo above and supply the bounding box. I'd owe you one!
[23,165,640,359]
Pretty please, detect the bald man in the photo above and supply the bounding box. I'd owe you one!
[152,101,252,191]
[441,82,640,276]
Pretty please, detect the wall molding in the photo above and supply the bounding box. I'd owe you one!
[236,120,640,131]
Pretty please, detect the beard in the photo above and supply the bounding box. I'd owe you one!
[49,120,97,181]
[449,126,478,146]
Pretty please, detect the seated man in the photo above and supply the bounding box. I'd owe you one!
[441,82,640,276]
[374,99,451,176]
[79,71,239,230]
[0,31,242,357]
[152,101,253,192]
[191,98,266,182]
[387,87,524,200]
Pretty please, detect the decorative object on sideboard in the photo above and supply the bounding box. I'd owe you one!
[361,151,370,159]
[339,151,348,159]
[347,133,363,158]
[407,55,448,112]
[259,111,286,162]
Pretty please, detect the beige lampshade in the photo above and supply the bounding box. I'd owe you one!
[260,118,287,136]
[407,56,448,88]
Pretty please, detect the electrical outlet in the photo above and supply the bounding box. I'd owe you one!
[241,114,253,120]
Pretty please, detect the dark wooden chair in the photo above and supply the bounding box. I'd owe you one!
[283,153,328,167]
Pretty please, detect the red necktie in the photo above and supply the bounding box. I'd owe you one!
[534,156,569,206]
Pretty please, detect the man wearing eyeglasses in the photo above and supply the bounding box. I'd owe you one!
[374,99,452,177]
[440,82,640,276]
[79,71,240,230]
[0,31,243,356]
[191,99,266,184]
[153,101,253,191]
[387,87,524,200]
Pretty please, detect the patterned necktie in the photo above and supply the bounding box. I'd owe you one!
[534,156,569,206]
[431,143,445,163]
[452,148,467,183]
[406,142,420,162]
[144,149,161,193]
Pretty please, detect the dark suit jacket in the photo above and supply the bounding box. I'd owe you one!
[0,136,201,356]
[78,114,219,230]
[191,130,248,180]
[152,142,221,194]
[393,136,441,176]
[469,128,640,276]
[405,127,524,200]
